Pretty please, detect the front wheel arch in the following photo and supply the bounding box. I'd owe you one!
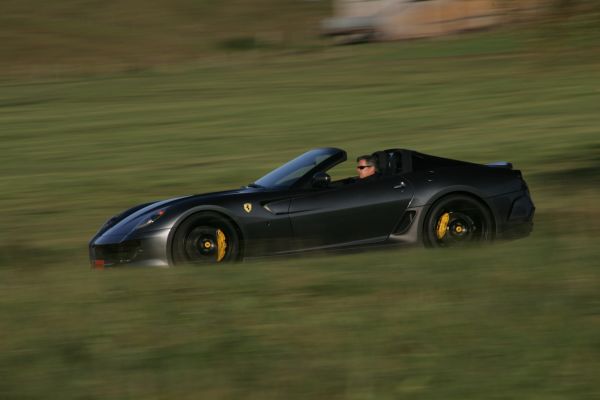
[168,210,245,266]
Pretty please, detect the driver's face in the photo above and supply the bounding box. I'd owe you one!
[357,159,376,179]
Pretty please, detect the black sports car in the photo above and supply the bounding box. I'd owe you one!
[89,148,534,268]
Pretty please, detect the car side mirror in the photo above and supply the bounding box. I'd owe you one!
[311,172,331,188]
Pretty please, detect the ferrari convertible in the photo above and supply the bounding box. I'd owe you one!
[89,147,534,268]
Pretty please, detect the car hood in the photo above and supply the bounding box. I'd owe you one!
[93,186,260,242]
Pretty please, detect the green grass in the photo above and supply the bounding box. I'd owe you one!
[1,235,599,399]
[1,38,599,248]
[0,0,330,77]
[1,7,600,398]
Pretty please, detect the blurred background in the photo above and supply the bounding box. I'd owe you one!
[1,1,599,398]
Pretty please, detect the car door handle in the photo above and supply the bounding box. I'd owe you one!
[393,182,406,189]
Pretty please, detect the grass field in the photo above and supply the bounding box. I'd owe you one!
[1,2,600,398]
[0,0,329,77]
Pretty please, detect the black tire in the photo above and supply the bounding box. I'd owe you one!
[171,212,241,265]
[424,194,493,248]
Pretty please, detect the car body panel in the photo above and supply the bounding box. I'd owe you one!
[89,147,535,267]
[287,174,414,249]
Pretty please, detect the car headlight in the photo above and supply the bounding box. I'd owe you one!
[136,209,167,229]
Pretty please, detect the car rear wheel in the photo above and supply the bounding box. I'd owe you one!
[172,212,241,265]
[424,194,493,248]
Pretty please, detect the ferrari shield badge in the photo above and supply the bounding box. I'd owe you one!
[243,203,252,213]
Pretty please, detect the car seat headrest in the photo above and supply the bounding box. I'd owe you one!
[370,151,390,174]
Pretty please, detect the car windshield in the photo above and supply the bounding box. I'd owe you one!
[253,148,340,189]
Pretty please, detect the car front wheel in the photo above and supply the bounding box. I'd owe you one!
[171,212,241,265]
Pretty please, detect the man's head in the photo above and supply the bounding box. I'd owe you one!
[356,155,377,179]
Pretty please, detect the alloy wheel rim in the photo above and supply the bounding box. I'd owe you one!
[184,226,228,263]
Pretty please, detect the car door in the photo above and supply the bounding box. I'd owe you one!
[288,175,414,250]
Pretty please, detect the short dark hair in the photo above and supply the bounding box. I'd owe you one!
[356,155,376,167]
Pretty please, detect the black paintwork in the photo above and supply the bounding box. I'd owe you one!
[89,148,535,267]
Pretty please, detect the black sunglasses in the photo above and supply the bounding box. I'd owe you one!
[357,165,374,170]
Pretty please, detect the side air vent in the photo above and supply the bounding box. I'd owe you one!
[393,211,416,235]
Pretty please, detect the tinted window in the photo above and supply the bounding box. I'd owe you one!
[391,152,403,174]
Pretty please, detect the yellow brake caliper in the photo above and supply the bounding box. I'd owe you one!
[216,229,227,262]
[436,212,450,240]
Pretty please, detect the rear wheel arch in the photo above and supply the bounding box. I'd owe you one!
[422,191,495,247]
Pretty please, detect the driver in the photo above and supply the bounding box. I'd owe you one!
[356,155,378,180]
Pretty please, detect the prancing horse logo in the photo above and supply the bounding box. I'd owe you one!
[243,203,252,213]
